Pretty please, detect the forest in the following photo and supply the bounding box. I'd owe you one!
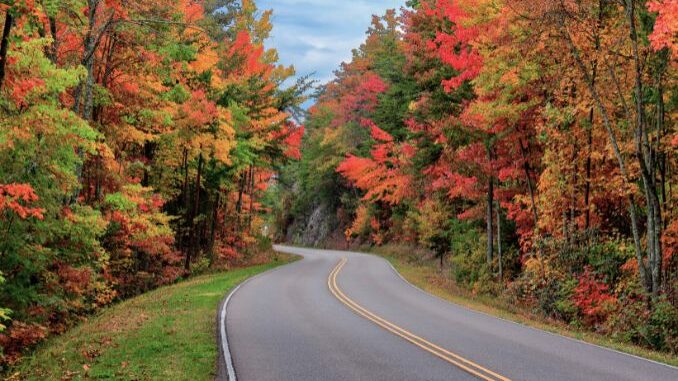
[272,0,678,354]
[0,0,307,365]
[0,0,676,370]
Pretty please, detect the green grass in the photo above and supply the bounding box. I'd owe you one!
[10,255,296,381]
[369,245,678,367]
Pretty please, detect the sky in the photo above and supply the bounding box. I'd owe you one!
[257,0,404,87]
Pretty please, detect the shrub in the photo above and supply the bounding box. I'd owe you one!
[607,296,678,354]
[572,268,618,329]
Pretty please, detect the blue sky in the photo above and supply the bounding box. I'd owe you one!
[257,0,404,86]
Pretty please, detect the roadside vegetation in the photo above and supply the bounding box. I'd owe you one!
[0,0,307,368]
[371,244,678,366]
[7,253,295,381]
[269,0,678,358]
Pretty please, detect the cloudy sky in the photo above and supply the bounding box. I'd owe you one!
[257,0,404,87]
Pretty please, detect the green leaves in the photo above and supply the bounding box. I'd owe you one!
[161,43,198,63]
[41,0,59,17]
[105,192,138,212]
[163,84,191,104]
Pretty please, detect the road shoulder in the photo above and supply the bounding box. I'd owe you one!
[370,246,678,367]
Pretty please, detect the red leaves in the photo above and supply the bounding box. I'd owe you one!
[0,322,48,365]
[647,0,678,59]
[55,263,93,296]
[362,118,393,142]
[422,0,484,91]
[0,183,45,220]
[180,90,218,127]
[283,125,304,160]
[361,72,388,93]
[573,269,617,326]
[227,31,267,78]
[7,77,45,108]
[272,122,305,160]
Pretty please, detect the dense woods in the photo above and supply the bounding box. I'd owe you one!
[273,0,677,353]
[0,0,306,365]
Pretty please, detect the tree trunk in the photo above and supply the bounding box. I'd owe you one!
[626,0,663,294]
[74,1,98,117]
[0,11,13,90]
[561,21,651,292]
[178,149,189,250]
[186,153,203,271]
[247,165,255,230]
[656,73,667,228]
[497,200,502,281]
[584,0,604,232]
[584,107,593,231]
[236,172,246,217]
[486,144,494,264]
[209,192,221,266]
[46,16,58,64]
[519,139,539,230]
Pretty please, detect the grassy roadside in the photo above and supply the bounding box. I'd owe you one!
[8,252,297,381]
[369,246,678,367]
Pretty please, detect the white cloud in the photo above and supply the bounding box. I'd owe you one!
[257,0,404,86]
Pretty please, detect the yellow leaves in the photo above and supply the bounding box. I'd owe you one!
[190,49,219,75]
[113,124,154,147]
[346,204,372,240]
[212,111,236,165]
[271,63,295,84]
[409,199,451,248]
[212,139,235,165]
[180,105,236,166]
[499,67,519,87]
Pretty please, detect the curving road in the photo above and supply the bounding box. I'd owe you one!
[218,245,678,381]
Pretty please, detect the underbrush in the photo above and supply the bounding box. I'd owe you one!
[7,252,296,381]
[366,240,678,363]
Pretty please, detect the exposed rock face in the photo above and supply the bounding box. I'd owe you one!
[286,203,337,247]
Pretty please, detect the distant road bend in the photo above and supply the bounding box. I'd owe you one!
[218,246,678,381]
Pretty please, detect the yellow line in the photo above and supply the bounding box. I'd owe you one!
[328,258,513,381]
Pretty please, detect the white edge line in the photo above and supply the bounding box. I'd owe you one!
[270,245,678,370]
[219,259,303,381]
[383,258,678,371]
[220,282,243,381]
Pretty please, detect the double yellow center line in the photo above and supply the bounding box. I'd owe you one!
[328,257,513,381]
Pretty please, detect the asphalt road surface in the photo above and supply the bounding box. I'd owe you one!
[219,245,678,381]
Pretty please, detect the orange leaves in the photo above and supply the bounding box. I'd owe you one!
[103,0,128,19]
[648,0,678,59]
[7,77,45,108]
[337,155,378,187]
[179,90,218,128]
[227,31,268,78]
[345,204,383,244]
[361,118,393,142]
[0,183,45,220]
[337,155,413,206]
[179,0,205,23]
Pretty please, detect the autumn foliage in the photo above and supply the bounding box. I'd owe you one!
[275,0,677,353]
[0,0,305,364]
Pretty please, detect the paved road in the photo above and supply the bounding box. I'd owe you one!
[219,246,678,381]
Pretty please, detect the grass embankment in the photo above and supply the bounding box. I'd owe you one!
[9,253,296,381]
[370,244,678,367]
